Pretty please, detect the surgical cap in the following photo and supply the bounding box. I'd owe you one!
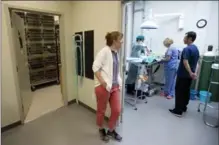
[136,35,145,41]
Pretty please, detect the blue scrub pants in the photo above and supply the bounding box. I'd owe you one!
[164,67,177,97]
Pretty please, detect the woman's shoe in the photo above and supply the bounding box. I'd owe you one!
[107,130,122,142]
[166,96,173,99]
[99,128,109,142]
[160,92,167,97]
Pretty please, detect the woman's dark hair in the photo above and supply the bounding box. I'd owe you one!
[105,31,123,46]
[185,31,197,42]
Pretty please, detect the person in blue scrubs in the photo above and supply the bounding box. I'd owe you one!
[161,38,179,99]
[169,31,199,117]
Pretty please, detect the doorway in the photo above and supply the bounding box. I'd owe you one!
[120,1,134,123]
[9,8,65,123]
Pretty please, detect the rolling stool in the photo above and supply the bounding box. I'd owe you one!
[197,63,219,128]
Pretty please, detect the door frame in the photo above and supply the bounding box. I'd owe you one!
[120,1,133,123]
[3,3,69,123]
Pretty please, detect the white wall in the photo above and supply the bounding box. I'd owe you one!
[205,1,219,52]
[1,1,74,127]
[133,1,218,55]
[132,1,144,42]
[71,1,122,116]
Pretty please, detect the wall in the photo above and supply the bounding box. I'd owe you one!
[1,1,75,127]
[71,1,122,116]
[205,1,219,52]
[132,1,144,42]
[133,1,218,55]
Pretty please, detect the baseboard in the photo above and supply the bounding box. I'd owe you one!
[68,99,108,120]
[1,121,22,133]
[68,99,76,105]
[78,101,109,121]
[78,100,96,114]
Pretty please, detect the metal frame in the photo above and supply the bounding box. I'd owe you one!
[124,62,148,110]
[197,64,219,128]
[120,1,129,124]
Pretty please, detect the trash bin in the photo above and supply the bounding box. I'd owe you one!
[199,90,212,103]
[190,89,198,100]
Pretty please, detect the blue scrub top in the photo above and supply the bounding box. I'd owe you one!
[164,45,179,70]
[177,44,200,78]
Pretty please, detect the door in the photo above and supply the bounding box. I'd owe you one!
[11,11,33,122]
[120,2,134,123]
[120,2,129,123]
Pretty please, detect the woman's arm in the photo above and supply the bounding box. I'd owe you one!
[92,49,107,87]
[94,72,107,87]
[162,56,171,61]
[162,50,171,61]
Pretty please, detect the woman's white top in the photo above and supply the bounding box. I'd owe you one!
[92,46,122,92]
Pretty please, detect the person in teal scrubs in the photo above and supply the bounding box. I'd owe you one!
[126,35,146,95]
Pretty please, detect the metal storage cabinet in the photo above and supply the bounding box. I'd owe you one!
[55,24,61,64]
[40,14,59,87]
[26,13,41,27]
[55,23,62,93]
[15,11,60,91]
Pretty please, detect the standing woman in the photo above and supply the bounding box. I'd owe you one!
[92,31,123,142]
[161,38,179,99]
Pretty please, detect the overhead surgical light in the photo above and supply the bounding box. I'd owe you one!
[140,20,159,29]
[140,9,159,29]
[140,9,184,30]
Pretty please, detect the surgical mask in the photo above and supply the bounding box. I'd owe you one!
[137,41,145,46]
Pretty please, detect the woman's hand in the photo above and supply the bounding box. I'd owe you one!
[162,56,171,61]
[101,81,107,88]
[94,71,107,89]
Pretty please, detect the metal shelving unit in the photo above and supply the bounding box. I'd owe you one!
[55,24,61,64]
[16,11,60,91]
[55,23,61,82]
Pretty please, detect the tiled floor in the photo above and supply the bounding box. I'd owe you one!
[25,85,64,123]
[2,96,218,145]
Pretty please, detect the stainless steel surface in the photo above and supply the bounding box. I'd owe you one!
[197,65,219,128]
